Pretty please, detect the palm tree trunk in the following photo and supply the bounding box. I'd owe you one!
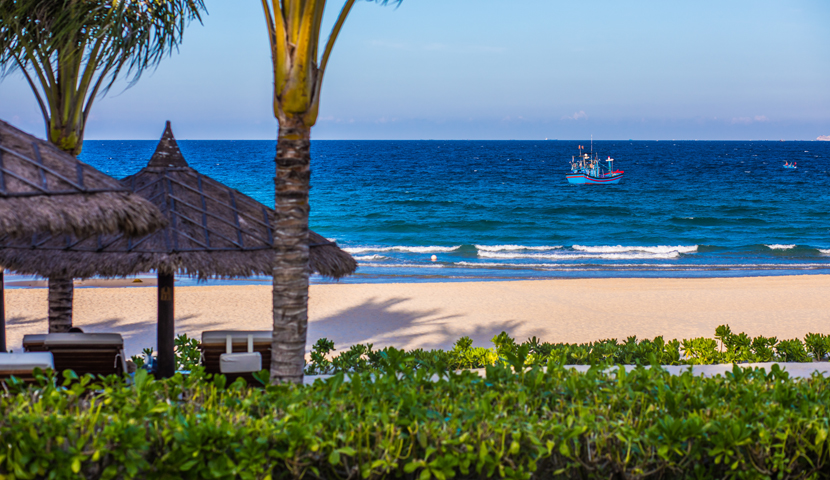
[270,116,311,384]
[48,276,73,332]
[47,125,80,332]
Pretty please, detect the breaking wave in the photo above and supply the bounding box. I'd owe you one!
[474,245,562,252]
[353,255,389,261]
[765,244,796,250]
[354,263,444,268]
[478,251,682,260]
[344,245,462,254]
[571,245,699,254]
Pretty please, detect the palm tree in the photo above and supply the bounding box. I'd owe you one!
[261,0,398,383]
[0,0,205,332]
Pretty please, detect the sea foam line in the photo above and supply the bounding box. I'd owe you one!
[353,255,389,261]
[572,245,698,254]
[456,262,565,268]
[459,262,830,268]
[356,263,444,268]
[344,245,462,254]
[478,251,682,260]
[474,245,563,252]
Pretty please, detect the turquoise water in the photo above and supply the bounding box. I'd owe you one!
[66,139,830,284]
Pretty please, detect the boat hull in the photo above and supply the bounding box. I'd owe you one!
[566,172,624,184]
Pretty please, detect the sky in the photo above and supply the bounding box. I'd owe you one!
[1,0,828,140]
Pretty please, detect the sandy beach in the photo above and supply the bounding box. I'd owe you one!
[5,275,830,358]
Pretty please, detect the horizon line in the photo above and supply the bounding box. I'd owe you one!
[82,138,826,142]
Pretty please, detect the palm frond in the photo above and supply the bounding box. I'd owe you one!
[0,0,207,152]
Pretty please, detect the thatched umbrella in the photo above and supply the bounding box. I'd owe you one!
[0,119,166,238]
[0,122,356,376]
[0,119,167,352]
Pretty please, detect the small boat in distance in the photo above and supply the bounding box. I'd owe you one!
[784,161,797,169]
[566,145,624,184]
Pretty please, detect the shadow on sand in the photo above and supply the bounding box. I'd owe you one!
[308,296,545,352]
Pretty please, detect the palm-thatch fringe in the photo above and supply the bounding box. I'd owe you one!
[0,122,356,279]
[0,119,166,237]
[0,192,167,240]
[0,230,355,280]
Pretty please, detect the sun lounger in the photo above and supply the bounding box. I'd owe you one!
[0,352,54,383]
[200,330,271,383]
[23,333,127,377]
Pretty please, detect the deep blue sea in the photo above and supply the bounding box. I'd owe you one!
[46,139,830,284]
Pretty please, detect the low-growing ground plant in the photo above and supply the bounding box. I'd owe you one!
[306,326,830,374]
[129,328,830,377]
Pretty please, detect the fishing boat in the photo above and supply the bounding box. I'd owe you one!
[783,162,797,169]
[566,145,624,184]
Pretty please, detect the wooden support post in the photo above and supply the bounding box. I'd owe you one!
[157,272,175,378]
[0,269,5,352]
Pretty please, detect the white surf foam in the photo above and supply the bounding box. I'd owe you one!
[357,263,443,268]
[353,255,389,261]
[455,261,830,270]
[474,245,563,252]
[572,245,698,254]
[765,244,796,250]
[344,245,462,254]
[819,249,830,255]
[478,251,682,260]
[457,261,564,268]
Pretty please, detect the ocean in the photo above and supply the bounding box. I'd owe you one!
[29,139,830,285]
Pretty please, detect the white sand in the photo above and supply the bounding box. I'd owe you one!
[5,275,830,357]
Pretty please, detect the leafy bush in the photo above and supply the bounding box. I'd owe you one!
[174,333,202,371]
[776,339,811,363]
[130,327,826,377]
[681,337,721,365]
[2,361,830,479]
[306,325,828,375]
[805,333,830,361]
[129,334,202,372]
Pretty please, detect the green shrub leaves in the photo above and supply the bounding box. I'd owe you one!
[306,326,829,374]
[2,359,830,478]
[3,325,829,479]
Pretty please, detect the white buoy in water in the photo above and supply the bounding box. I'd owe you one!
[431,255,437,262]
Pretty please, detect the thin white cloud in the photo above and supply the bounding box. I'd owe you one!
[732,115,769,124]
[562,111,588,120]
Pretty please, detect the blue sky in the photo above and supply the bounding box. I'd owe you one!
[1,0,828,140]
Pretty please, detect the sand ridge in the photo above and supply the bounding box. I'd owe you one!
[5,275,830,357]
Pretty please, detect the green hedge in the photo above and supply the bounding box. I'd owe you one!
[305,326,830,375]
[2,359,830,479]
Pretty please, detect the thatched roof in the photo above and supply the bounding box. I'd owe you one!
[0,119,167,237]
[0,122,356,279]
